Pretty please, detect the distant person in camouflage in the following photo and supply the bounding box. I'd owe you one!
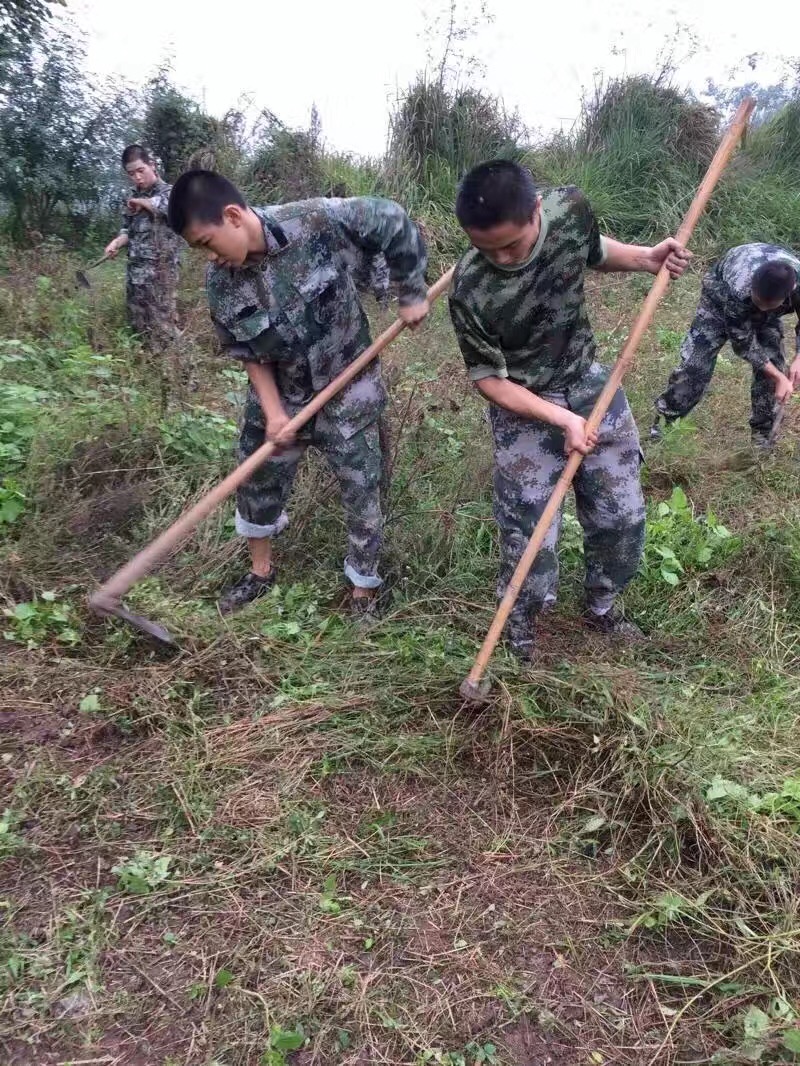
[449,160,690,660]
[651,243,800,447]
[104,145,181,349]
[167,171,429,620]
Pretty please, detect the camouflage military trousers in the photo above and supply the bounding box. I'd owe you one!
[490,381,645,626]
[654,290,786,436]
[126,262,178,351]
[235,390,383,588]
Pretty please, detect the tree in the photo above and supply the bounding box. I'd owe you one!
[0,0,65,75]
[0,26,137,242]
[245,107,326,201]
[142,70,216,181]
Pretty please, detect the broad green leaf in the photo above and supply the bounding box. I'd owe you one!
[270,1027,304,1051]
[706,776,749,803]
[743,1005,770,1040]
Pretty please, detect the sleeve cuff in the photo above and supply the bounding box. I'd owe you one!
[597,235,609,265]
[468,365,508,382]
[398,280,429,307]
[223,344,257,362]
[744,350,768,369]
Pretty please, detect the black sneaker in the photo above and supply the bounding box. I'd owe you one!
[349,593,382,627]
[583,606,645,643]
[218,570,277,615]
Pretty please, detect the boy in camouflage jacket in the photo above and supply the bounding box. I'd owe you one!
[449,160,690,660]
[651,243,800,447]
[167,170,429,618]
[104,145,182,349]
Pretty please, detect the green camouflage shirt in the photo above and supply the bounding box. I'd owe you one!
[208,196,427,438]
[449,186,607,398]
[119,179,181,269]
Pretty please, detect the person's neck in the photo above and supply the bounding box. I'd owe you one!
[523,210,542,260]
[245,208,268,257]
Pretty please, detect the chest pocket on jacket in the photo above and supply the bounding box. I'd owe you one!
[295,263,343,335]
[229,306,295,362]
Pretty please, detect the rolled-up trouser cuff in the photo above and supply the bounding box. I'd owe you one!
[586,590,615,616]
[344,560,383,589]
[235,510,289,539]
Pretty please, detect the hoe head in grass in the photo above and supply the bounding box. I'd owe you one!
[459,675,494,705]
[718,403,790,471]
[89,593,177,648]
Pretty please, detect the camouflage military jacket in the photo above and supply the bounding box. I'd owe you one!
[119,180,181,268]
[705,243,800,363]
[208,196,427,438]
[449,186,607,399]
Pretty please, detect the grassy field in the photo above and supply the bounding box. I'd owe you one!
[2,246,800,1066]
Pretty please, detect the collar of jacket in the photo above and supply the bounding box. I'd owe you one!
[243,207,290,265]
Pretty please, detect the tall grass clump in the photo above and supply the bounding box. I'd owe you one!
[528,75,719,244]
[385,76,526,263]
[528,73,800,256]
[710,95,800,251]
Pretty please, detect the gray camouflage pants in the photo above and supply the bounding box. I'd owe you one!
[490,381,645,628]
[235,391,383,588]
[126,261,178,351]
[655,290,786,436]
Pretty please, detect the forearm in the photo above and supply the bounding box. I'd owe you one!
[761,360,785,383]
[475,376,571,428]
[114,232,129,247]
[595,236,655,274]
[245,362,286,422]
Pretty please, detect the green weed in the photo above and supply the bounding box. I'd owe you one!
[2,591,80,648]
[111,851,173,895]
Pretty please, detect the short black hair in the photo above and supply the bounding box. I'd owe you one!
[167,170,247,235]
[752,259,797,303]
[121,144,155,168]
[455,160,538,230]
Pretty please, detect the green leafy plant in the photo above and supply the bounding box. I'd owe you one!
[629,889,712,932]
[261,1025,305,1065]
[0,479,25,525]
[645,486,736,586]
[0,382,47,471]
[111,851,173,895]
[756,777,800,829]
[0,808,26,859]
[159,407,236,466]
[2,591,80,647]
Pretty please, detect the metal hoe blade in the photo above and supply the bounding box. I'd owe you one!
[75,270,91,289]
[90,595,176,646]
[459,676,493,706]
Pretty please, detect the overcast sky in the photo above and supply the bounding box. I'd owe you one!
[72,0,796,156]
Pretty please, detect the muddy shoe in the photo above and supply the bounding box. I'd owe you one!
[218,570,277,615]
[349,593,382,627]
[583,606,645,643]
[751,432,772,453]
